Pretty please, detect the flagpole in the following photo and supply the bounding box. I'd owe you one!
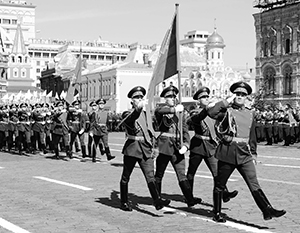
[175,3,183,146]
[79,42,82,109]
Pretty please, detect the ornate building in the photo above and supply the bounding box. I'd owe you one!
[253,0,300,106]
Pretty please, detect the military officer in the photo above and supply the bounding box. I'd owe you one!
[90,98,115,162]
[207,81,286,222]
[67,100,87,159]
[0,105,8,151]
[154,85,197,207]
[187,87,238,204]
[7,103,18,152]
[31,103,47,154]
[264,107,273,145]
[51,101,70,159]
[17,103,32,154]
[119,86,169,211]
[87,100,97,158]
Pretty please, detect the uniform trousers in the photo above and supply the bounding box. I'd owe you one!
[120,155,155,185]
[70,131,85,148]
[214,160,261,193]
[187,152,218,180]
[155,152,187,183]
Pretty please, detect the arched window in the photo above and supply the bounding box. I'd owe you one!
[283,25,292,54]
[269,27,277,56]
[282,65,292,95]
[263,66,276,94]
[264,42,268,57]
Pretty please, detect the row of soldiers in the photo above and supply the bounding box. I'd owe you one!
[254,105,300,146]
[0,99,115,162]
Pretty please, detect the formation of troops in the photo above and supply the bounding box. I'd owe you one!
[254,104,300,147]
[0,98,115,162]
[0,80,288,223]
[118,81,286,223]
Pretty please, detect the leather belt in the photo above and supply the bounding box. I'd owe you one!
[160,132,176,138]
[194,134,210,140]
[232,137,248,143]
[127,135,144,141]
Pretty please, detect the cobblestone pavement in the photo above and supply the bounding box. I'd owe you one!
[0,132,299,233]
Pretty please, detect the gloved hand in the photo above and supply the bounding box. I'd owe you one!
[151,148,159,159]
[137,100,146,109]
[175,104,184,112]
[179,145,188,154]
[79,128,85,135]
[226,94,236,103]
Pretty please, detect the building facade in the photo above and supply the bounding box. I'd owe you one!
[253,0,300,107]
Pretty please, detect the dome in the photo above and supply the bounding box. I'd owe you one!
[206,28,225,48]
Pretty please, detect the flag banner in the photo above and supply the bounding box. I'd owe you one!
[146,6,179,134]
[46,90,53,97]
[65,51,82,105]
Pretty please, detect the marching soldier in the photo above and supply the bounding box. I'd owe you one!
[67,100,87,159]
[119,86,169,211]
[17,103,32,154]
[154,85,197,207]
[51,101,70,159]
[31,103,47,154]
[44,103,53,152]
[87,100,97,158]
[0,105,8,151]
[264,107,273,145]
[90,98,115,162]
[207,81,286,222]
[187,87,238,204]
[282,105,292,146]
[254,108,264,143]
[8,103,18,152]
[272,108,280,144]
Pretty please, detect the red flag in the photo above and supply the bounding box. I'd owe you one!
[65,52,82,105]
[146,6,179,134]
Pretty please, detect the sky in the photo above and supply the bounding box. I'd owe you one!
[29,0,260,70]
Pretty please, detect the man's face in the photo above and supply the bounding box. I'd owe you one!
[131,96,143,107]
[74,104,80,110]
[22,106,27,111]
[99,104,105,109]
[92,104,97,110]
[234,92,247,105]
[198,95,209,107]
[165,95,176,107]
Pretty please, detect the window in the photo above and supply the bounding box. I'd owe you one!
[263,66,276,94]
[51,53,57,58]
[35,52,41,58]
[285,39,290,54]
[91,55,97,60]
[83,54,89,59]
[13,68,18,77]
[282,65,292,95]
[263,42,268,57]
[21,69,26,78]
[12,19,17,25]
[98,55,104,60]
[36,68,40,73]
[106,55,112,61]
[36,61,40,66]
[218,52,221,59]
[42,53,49,58]
[3,19,10,24]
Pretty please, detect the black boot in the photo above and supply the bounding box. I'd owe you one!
[54,147,60,160]
[92,146,96,163]
[188,178,202,204]
[155,180,171,206]
[120,183,132,211]
[179,180,195,207]
[148,181,169,210]
[42,144,48,154]
[213,190,226,223]
[252,189,286,220]
[81,145,87,158]
[66,145,72,159]
[223,187,238,203]
[105,147,115,161]
[99,143,105,155]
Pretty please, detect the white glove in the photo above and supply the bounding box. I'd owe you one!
[79,128,85,135]
[175,104,184,112]
[179,145,188,154]
[226,94,236,103]
[137,100,146,109]
[207,102,216,109]
[89,132,93,137]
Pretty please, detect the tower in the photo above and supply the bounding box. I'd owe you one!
[205,24,225,72]
[7,20,33,93]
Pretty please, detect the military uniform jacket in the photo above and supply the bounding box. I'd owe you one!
[51,110,69,135]
[32,110,46,133]
[0,111,8,132]
[122,108,153,159]
[189,108,218,157]
[8,110,18,131]
[207,100,257,165]
[17,110,31,132]
[155,104,190,156]
[67,109,86,133]
[91,110,108,136]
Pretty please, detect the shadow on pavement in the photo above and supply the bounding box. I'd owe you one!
[95,190,164,217]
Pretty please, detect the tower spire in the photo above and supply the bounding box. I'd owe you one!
[11,18,27,55]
